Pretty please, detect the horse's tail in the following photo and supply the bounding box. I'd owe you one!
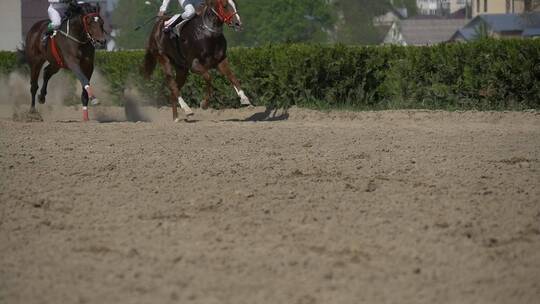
[142,49,157,80]
[16,44,28,66]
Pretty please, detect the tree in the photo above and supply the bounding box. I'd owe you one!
[523,0,540,11]
[225,0,335,46]
[112,0,164,49]
[113,0,335,48]
[333,0,393,44]
[392,0,418,17]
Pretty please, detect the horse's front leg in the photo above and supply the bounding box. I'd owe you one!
[175,67,193,118]
[38,64,60,104]
[157,55,192,121]
[67,62,96,122]
[217,58,252,107]
[30,59,45,111]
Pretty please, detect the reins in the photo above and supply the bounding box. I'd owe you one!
[202,0,238,33]
[57,11,102,46]
[212,0,238,25]
[48,8,102,68]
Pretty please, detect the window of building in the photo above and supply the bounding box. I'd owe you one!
[484,0,488,12]
[477,0,480,12]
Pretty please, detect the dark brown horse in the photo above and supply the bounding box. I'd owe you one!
[143,0,252,122]
[19,1,106,121]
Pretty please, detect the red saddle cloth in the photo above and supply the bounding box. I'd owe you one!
[49,36,65,69]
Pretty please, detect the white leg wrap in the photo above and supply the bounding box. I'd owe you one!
[234,87,251,105]
[178,96,193,115]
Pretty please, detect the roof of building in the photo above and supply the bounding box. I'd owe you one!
[399,19,468,45]
[522,27,540,36]
[450,13,540,41]
[449,7,468,19]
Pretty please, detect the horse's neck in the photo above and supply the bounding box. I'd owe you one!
[199,7,224,35]
[61,17,85,40]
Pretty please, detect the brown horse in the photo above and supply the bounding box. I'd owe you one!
[143,0,252,122]
[19,1,106,121]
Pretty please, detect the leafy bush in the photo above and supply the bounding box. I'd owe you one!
[2,40,539,110]
[0,51,19,74]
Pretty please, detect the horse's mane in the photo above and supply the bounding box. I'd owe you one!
[64,2,99,20]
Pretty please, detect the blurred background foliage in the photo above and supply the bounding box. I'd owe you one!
[112,0,419,49]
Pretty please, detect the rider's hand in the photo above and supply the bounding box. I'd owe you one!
[158,11,165,17]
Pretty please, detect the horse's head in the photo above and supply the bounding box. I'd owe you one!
[67,2,106,47]
[207,0,243,31]
[81,3,107,46]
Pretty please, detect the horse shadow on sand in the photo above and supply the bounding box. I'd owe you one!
[223,106,290,122]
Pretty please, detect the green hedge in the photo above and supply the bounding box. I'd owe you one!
[3,40,539,110]
[0,51,18,74]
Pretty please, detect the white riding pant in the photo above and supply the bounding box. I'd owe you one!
[47,3,68,29]
[180,1,196,20]
[165,4,195,26]
[160,0,197,18]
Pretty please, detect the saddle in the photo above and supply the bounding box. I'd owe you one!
[164,5,204,38]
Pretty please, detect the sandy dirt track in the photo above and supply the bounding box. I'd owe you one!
[1,106,539,304]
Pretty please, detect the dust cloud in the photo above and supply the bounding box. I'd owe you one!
[0,69,151,122]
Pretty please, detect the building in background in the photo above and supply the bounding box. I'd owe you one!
[450,13,540,40]
[417,0,469,16]
[447,0,469,13]
[374,8,408,26]
[471,0,528,17]
[383,18,468,45]
[417,0,440,15]
[0,1,23,51]
[21,0,49,40]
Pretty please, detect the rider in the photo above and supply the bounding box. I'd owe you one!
[159,0,203,33]
[46,0,72,37]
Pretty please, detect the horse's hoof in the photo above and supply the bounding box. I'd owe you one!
[186,112,194,117]
[174,118,181,123]
[19,109,43,122]
[38,95,46,104]
[90,98,100,106]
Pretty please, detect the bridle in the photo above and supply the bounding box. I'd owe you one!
[58,11,104,47]
[82,12,100,46]
[82,12,103,46]
[211,0,239,25]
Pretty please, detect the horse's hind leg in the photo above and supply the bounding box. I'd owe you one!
[157,55,192,121]
[30,60,45,111]
[217,58,252,106]
[38,64,60,104]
